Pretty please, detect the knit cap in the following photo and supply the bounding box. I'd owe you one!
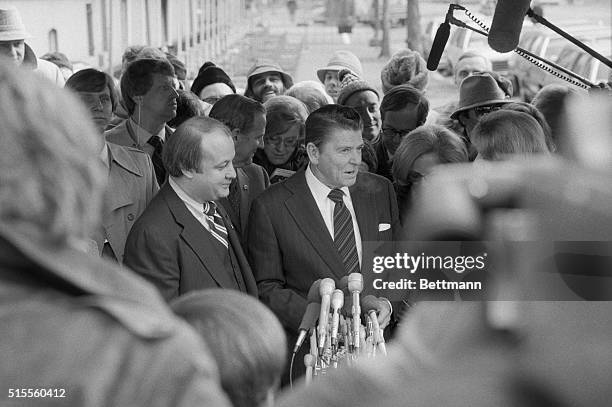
[336,69,379,106]
[191,61,236,96]
[380,48,429,94]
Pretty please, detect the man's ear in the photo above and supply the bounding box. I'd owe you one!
[181,167,194,179]
[231,127,240,143]
[306,142,319,164]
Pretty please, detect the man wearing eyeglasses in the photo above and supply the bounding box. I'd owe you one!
[450,72,512,160]
[374,85,430,181]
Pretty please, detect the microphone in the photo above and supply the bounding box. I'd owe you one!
[347,273,363,354]
[330,289,344,350]
[427,21,451,71]
[304,354,315,385]
[293,279,322,354]
[317,278,335,356]
[488,0,531,52]
[362,295,388,356]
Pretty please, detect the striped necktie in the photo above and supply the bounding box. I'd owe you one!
[203,201,228,249]
[328,188,360,275]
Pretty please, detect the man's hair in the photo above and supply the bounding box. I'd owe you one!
[65,68,119,112]
[163,116,232,177]
[472,110,550,161]
[392,124,468,185]
[209,94,266,134]
[0,60,105,245]
[263,95,308,140]
[172,289,286,407]
[120,45,167,72]
[167,89,206,128]
[120,58,175,114]
[305,104,362,148]
[380,84,429,127]
[501,102,555,152]
[532,84,578,145]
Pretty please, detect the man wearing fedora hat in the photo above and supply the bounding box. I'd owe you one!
[316,50,363,102]
[244,60,293,103]
[450,72,512,160]
[0,7,64,85]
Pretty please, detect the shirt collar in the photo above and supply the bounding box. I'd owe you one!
[128,117,166,143]
[305,164,350,202]
[169,177,205,213]
[99,143,110,169]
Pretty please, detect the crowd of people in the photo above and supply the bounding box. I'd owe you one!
[1,4,612,407]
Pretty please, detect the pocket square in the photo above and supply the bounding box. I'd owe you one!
[378,223,391,232]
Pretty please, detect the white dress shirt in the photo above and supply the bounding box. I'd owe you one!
[305,165,362,266]
[169,177,211,231]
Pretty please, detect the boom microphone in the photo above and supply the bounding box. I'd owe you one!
[488,0,531,52]
[427,21,451,71]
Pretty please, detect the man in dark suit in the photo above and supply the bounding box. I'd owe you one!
[247,105,400,375]
[209,94,269,243]
[124,116,258,302]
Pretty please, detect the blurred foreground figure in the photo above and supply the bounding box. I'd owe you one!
[172,289,287,407]
[0,60,231,407]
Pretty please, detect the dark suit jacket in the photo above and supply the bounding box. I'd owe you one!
[124,183,258,302]
[217,163,269,244]
[247,169,400,333]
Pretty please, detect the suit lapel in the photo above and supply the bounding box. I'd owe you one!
[350,180,378,242]
[218,205,258,296]
[161,185,236,288]
[285,171,346,279]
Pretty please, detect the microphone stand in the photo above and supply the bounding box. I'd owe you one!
[447,10,596,88]
[526,8,612,69]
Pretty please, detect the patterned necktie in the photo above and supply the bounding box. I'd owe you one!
[328,189,360,274]
[203,201,229,249]
[147,135,166,185]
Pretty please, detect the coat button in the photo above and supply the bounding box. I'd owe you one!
[127,213,135,221]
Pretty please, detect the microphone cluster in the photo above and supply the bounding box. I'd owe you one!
[294,274,388,384]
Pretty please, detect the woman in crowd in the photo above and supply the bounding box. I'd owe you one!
[253,95,309,183]
[172,289,286,407]
[471,110,550,161]
[392,124,468,222]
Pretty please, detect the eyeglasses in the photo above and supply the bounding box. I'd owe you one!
[265,135,298,148]
[381,127,414,140]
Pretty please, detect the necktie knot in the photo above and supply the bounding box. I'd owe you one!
[328,188,344,204]
[147,135,163,149]
[203,201,217,216]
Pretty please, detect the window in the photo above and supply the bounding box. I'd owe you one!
[48,29,58,52]
[86,3,94,56]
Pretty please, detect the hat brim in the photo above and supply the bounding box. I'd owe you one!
[0,31,32,41]
[247,69,294,90]
[316,65,347,83]
[450,99,510,120]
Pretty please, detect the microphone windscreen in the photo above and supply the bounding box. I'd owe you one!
[347,273,363,293]
[488,0,531,52]
[307,279,322,303]
[427,22,451,71]
[331,289,344,310]
[319,278,335,297]
[298,302,321,332]
[361,295,380,313]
